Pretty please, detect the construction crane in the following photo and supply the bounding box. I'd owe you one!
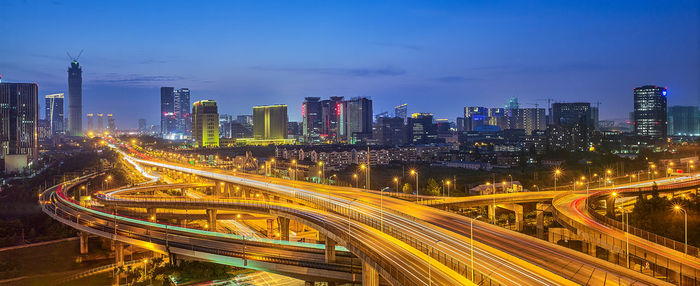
[66,49,84,62]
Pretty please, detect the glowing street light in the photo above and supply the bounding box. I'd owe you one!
[410,170,418,201]
[554,169,561,191]
[673,205,688,255]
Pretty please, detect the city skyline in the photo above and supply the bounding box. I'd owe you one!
[1,1,698,128]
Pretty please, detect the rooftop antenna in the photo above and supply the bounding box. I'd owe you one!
[66,49,84,62]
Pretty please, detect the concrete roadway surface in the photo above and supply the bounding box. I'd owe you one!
[126,153,668,286]
[554,175,700,278]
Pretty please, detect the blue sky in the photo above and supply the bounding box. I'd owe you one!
[1,0,698,128]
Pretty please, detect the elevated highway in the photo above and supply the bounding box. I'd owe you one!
[40,179,363,284]
[552,175,700,284]
[126,151,668,286]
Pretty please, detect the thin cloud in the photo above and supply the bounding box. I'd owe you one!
[250,66,406,77]
[434,76,477,83]
[89,73,184,86]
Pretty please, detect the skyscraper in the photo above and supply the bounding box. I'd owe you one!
[86,113,94,133]
[407,113,438,144]
[45,93,64,135]
[634,85,667,138]
[67,60,82,136]
[668,106,699,136]
[97,113,104,132]
[511,108,546,135]
[219,114,233,138]
[0,82,39,163]
[107,114,115,132]
[549,102,593,151]
[302,97,323,143]
[343,97,373,142]
[373,116,405,146]
[160,87,176,137]
[192,100,219,147]
[253,105,288,140]
[174,88,191,133]
[138,119,147,132]
[322,96,344,141]
[394,103,407,120]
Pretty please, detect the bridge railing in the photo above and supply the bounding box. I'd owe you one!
[586,201,700,258]
[47,189,363,276]
[98,190,501,285]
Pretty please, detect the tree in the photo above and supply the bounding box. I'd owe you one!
[402,183,413,194]
[426,178,441,196]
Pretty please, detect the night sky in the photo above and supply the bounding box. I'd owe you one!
[1,0,698,129]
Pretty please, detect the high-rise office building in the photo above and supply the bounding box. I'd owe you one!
[219,114,233,138]
[174,88,190,133]
[37,119,51,140]
[45,93,64,134]
[0,82,39,162]
[302,97,323,143]
[253,104,288,140]
[668,106,699,136]
[86,113,95,133]
[591,106,600,131]
[191,100,219,147]
[236,115,253,125]
[107,114,115,132]
[97,113,104,132]
[634,85,667,138]
[373,116,405,146]
[67,60,82,136]
[322,96,344,141]
[138,119,147,132]
[407,113,438,144]
[511,108,546,135]
[343,97,373,142]
[549,102,593,151]
[394,103,407,120]
[160,87,177,138]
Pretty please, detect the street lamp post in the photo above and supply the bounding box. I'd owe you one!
[554,169,561,191]
[619,207,630,268]
[428,240,441,286]
[394,177,399,193]
[471,215,483,282]
[353,174,358,188]
[410,170,418,202]
[318,161,324,184]
[292,159,297,180]
[674,205,688,255]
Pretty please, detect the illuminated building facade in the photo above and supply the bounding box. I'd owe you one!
[67,60,82,136]
[192,100,219,147]
[0,82,38,163]
[44,93,64,134]
[633,85,667,138]
[253,104,288,140]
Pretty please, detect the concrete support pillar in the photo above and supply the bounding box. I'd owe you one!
[586,242,597,257]
[605,196,616,217]
[79,232,89,254]
[267,218,275,238]
[318,232,327,244]
[206,209,217,231]
[362,261,379,286]
[278,217,290,241]
[180,219,188,227]
[325,238,336,263]
[536,208,544,239]
[497,203,524,231]
[487,205,496,223]
[147,207,157,221]
[114,241,124,266]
